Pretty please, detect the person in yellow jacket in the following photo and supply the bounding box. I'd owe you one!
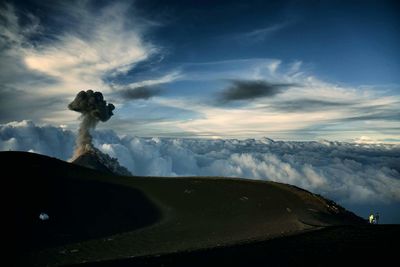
[369,213,374,224]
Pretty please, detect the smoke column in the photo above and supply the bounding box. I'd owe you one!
[68,90,115,159]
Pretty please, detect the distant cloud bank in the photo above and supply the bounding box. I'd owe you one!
[1,120,399,207]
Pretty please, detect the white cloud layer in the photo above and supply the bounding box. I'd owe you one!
[0,120,75,159]
[1,121,399,206]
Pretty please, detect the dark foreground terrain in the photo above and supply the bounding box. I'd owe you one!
[5,151,398,266]
[78,225,400,267]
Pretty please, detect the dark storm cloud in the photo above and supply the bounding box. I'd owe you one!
[218,80,295,103]
[119,86,162,100]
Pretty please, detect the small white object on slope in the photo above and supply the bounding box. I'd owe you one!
[39,212,49,221]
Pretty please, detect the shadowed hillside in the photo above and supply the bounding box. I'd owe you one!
[6,151,366,266]
[76,225,400,267]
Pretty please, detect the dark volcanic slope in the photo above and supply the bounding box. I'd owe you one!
[78,225,400,267]
[72,152,114,174]
[82,225,400,267]
[72,149,132,176]
[5,152,364,266]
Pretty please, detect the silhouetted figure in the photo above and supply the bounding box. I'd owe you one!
[375,212,380,224]
[369,214,374,224]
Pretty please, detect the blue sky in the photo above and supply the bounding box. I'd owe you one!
[0,0,399,141]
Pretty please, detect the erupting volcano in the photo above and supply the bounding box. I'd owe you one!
[68,90,131,176]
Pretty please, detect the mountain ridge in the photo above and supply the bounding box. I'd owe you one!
[5,151,365,266]
[71,148,132,176]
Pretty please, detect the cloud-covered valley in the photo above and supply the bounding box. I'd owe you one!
[2,121,399,208]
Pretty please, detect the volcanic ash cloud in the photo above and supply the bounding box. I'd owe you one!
[68,90,115,159]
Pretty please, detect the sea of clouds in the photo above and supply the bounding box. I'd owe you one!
[1,121,400,217]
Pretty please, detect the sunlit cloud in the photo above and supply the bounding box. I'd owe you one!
[0,1,157,124]
[22,2,154,94]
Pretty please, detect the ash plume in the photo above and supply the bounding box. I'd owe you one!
[68,90,115,159]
